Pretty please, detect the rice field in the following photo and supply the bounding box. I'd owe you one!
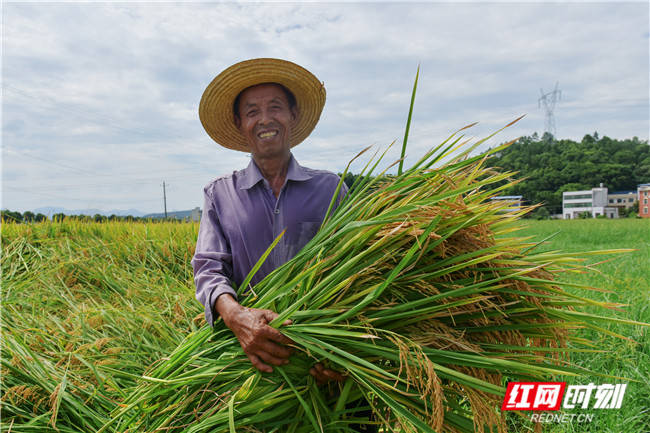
[1,221,203,432]
[511,218,650,433]
[1,217,648,432]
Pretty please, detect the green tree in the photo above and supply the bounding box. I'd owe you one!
[1,210,23,222]
[633,156,650,181]
[488,134,649,210]
[532,206,550,220]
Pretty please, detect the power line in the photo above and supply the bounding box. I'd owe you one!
[2,171,216,193]
[6,149,105,177]
[3,84,190,141]
[538,82,562,137]
[5,146,223,186]
[3,185,162,204]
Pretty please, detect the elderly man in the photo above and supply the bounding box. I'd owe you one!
[192,58,347,385]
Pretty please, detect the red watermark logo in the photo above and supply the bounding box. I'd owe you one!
[502,382,566,411]
[502,382,627,412]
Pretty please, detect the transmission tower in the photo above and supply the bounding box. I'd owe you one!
[538,82,561,137]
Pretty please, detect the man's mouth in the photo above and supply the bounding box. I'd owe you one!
[258,130,278,139]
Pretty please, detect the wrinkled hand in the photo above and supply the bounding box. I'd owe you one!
[309,362,345,386]
[216,294,293,373]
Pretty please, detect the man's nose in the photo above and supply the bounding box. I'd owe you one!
[259,108,272,124]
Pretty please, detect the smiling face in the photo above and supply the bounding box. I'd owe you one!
[234,83,298,161]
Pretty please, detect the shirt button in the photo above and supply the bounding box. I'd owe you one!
[274,209,280,214]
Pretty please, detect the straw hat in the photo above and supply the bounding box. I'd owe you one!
[199,58,326,152]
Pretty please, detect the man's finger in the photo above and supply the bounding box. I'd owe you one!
[256,349,290,367]
[310,363,345,385]
[260,309,279,323]
[263,326,294,346]
[247,353,273,373]
[260,309,292,328]
[309,367,328,385]
[258,339,292,360]
[322,368,345,382]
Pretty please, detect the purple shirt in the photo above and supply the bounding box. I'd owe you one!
[192,154,347,326]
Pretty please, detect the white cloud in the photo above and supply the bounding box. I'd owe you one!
[2,1,648,213]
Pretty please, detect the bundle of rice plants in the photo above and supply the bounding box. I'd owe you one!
[99,90,643,432]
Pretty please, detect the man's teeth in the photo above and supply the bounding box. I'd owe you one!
[259,131,277,139]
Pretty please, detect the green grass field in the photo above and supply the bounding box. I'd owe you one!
[1,218,648,432]
[512,219,650,433]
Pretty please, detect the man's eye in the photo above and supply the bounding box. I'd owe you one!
[247,110,258,117]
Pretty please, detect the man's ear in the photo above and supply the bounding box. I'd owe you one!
[234,114,241,130]
[290,106,298,125]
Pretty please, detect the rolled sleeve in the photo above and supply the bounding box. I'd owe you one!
[191,186,237,327]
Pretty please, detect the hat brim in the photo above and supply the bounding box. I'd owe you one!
[199,58,326,152]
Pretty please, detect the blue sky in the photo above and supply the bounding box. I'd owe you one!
[2,1,648,214]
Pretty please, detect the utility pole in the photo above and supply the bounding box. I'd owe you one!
[538,82,562,137]
[162,181,168,218]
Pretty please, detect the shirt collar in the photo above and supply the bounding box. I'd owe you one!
[238,153,312,190]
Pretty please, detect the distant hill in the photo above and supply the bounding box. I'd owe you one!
[34,206,146,217]
[24,207,202,220]
[488,133,650,214]
[143,209,196,220]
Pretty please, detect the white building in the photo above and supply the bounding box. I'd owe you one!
[562,184,619,219]
[490,195,523,213]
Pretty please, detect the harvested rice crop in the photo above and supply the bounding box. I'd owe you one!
[100,117,642,433]
[3,77,646,433]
